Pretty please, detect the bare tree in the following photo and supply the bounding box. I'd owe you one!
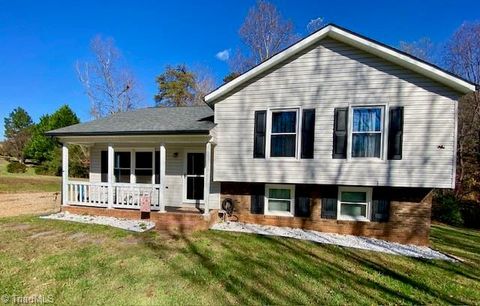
[444,22,480,198]
[192,66,216,105]
[76,35,142,118]
[307,17,325,34]
[231,0,299,73]
[399,37,435,62]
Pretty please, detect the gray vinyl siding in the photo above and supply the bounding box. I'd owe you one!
[89,143,220,208]
[213,38,460,188]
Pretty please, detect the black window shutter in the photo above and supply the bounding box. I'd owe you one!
[333,108,348,159]
[388,107,404,160]
[371,200,390,222]
[321,198,338,219]
[253,110,267,158]
[250,184,265,214]
[101,151,108,183]
[301,109,315,159]
[295,197,311,217]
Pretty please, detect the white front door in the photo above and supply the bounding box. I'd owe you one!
[183,152,205,203]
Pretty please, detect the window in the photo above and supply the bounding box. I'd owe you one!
[135,151,153,184]
[351,107,383,158]
[337,187,372,221]
[269,109,298,158]
[114,152,131,183]
[265,184,295,216]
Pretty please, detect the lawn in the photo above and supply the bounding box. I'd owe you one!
[0,158,60,193]
[0,217,478,305]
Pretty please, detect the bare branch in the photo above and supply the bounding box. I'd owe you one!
[76,35,142,118]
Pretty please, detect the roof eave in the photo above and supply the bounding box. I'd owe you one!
[45,130,212,137]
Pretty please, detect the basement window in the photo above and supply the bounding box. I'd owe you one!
[337,186,372,221]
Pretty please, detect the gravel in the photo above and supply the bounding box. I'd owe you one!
[40,212,155,232]
[211,221,455,261]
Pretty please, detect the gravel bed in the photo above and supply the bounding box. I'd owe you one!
[211,221,454,261]
[40,212,155,232]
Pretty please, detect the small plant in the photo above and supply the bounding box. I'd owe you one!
[6,161,27,173]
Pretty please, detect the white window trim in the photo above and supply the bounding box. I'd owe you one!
[265,107,302,159]
[347,105,387,161]
[134,149,155,184]
[337,186,372,222]
[183,150,205,204]
[264,184,295,217]
[113,149,132,184]
[112,148,156,185]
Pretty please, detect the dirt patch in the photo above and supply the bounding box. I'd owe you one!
[0,192,60,217]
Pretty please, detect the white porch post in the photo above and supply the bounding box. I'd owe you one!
[62,143,69,206]
[159,143,166,212]
[107,144,114,209]
[203,141,212,215]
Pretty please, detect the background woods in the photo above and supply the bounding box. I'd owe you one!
[2,105,88,178]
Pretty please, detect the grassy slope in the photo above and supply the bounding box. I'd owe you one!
[0,158,60,193]
[0,217,478,305]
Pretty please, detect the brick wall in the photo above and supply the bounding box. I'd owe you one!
[220,183,432,246]
[62,206,216,233]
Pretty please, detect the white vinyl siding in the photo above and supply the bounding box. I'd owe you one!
[213,38,459,188]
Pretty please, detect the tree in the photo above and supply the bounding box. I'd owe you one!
[399,37,435,62]
[154,65,215,107]
[223,72,241,83]
[443,22,480,198]
[230,0,299,73]
[307,17,325,34]
[25,105,80,162]
[76,35,141,118]
[3,107,33,163]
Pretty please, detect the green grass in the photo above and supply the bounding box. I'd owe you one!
[0,217,478,305]
[0,158,60,193]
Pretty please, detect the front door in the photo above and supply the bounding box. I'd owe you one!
[184,152,205,202]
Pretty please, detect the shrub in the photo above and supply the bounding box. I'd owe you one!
[432,192,464,226]
[34,159,61,176]
[459,200,480,229]
[6,161,27,173]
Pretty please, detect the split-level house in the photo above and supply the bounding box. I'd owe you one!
[47,24,476,245]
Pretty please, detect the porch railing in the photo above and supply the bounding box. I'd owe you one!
[67,181,161,210]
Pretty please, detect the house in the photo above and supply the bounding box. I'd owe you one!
[47,24,476,245]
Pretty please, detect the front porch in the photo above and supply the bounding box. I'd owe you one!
[60,135,218,217]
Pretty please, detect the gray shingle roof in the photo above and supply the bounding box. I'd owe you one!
[46,106,214,136]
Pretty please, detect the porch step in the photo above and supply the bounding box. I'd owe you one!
[152,212,211,232]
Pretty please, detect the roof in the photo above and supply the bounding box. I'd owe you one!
[205,24,477,103]
[46,105,214,137]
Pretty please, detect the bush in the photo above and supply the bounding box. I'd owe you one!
[459,200,480,229]
[432,193,464,226]
[6,161,27,173]
[34,158,61,176]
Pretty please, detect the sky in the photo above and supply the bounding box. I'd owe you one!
[0,0,479,139]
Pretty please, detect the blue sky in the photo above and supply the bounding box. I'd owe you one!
[0,0,479,139]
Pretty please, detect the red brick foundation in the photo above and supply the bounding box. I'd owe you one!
[221,183,432,246]
[62,205,217,232]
